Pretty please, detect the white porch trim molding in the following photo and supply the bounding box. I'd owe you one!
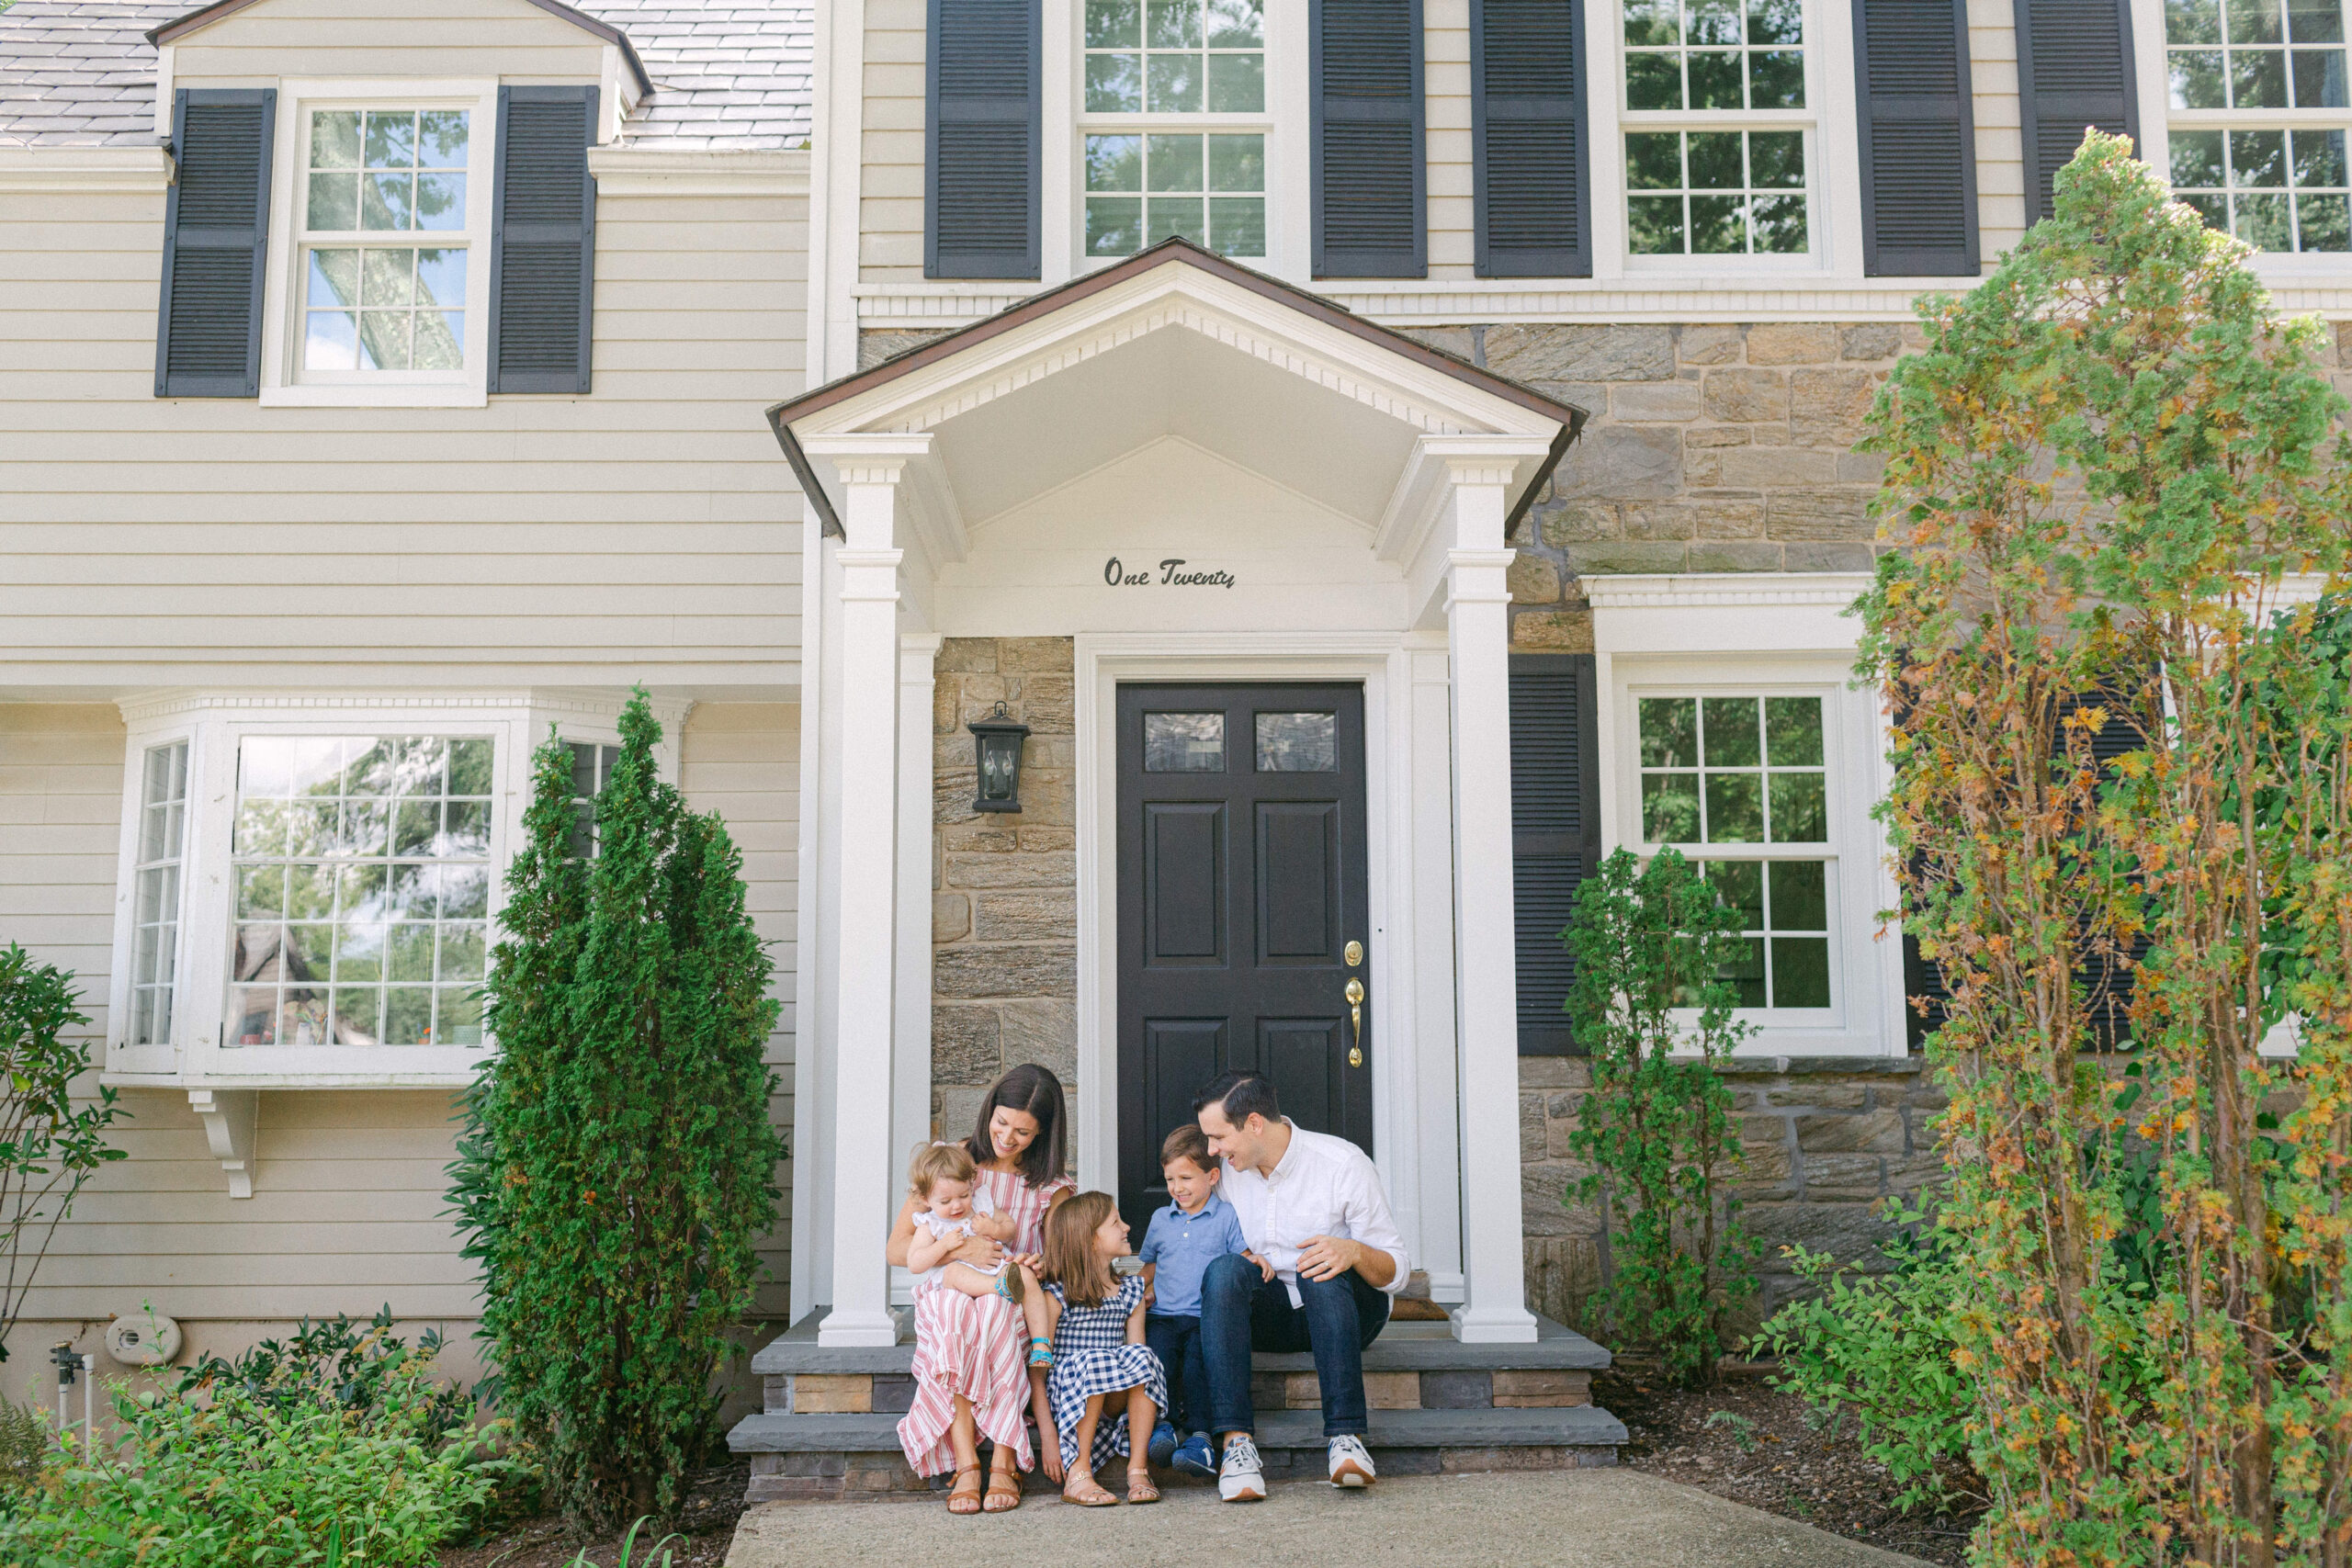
[776,243,1579,1346]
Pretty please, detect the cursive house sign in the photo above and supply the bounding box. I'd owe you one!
[1103,557,1237,590]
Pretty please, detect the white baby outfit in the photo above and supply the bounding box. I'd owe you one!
[913,1189,1003,1295]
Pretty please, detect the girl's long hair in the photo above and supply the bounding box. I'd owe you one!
[1040,1190,1119,1308]
[964,1063,1068,1189]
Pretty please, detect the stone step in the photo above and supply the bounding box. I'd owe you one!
[729,1405,1630,1503]
[754,1310,1611,1417]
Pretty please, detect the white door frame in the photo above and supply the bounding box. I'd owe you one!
[1073,629,1464,1299]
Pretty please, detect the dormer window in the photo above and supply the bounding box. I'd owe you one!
[300,108,471,374]
[1080,0,1271,260]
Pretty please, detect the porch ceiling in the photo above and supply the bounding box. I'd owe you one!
[768,241,1588,544]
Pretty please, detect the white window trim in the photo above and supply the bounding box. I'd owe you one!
[103,691,685,1090]
[257,78,499,409]
[1047,0,1307,281]
[1588,572,1906,1056]
[1584,0,1868,282]
[2132,0,2352,277]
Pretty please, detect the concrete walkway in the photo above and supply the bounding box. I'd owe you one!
[722,1467,1933,1568]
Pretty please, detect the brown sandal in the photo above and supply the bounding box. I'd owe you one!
[1063,1471,1119,1506]
[947,1466,984,1515]
[1125,1466,1160,1504]
[984,1467,1022,1513]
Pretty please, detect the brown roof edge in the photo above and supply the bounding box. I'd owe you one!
[764,238,1585,540]
[146,0,654,93]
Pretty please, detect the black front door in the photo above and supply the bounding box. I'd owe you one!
[1115,682,1373,1224]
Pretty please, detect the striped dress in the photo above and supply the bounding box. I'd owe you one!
[897,1164,1072,1477]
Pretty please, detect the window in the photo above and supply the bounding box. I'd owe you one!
[2167,0,2352,249]
[567,740,622,855]
[1637,694,1834,1010]
[227,735,493,1050]
[1080,0,1270,258]
[1620,0,1814,257]
[300,108,470,375]
[128,741,190,1047]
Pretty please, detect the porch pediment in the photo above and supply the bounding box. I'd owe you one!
[770,241,1585,559]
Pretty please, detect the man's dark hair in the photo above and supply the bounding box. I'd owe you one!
[1193,1071,1280,1127]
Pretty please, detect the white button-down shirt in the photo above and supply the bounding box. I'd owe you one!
[1220,1119,1409,1308]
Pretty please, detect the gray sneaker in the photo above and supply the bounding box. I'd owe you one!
[1217,1434,1266,1502]
[1328,1434,1376,1487]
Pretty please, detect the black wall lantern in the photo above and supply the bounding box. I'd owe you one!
[967,701,1032,814]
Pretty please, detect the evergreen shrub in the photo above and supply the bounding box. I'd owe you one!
[450,691,783,1528]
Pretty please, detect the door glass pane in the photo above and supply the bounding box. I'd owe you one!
[1144,712,1225,772]
[1254,712,1336,773]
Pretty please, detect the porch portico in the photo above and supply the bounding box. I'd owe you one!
[774,241,1585,1349]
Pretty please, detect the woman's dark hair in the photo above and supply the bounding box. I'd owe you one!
[965,1063,1068,1189]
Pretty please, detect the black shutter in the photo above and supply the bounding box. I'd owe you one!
[155,88,274,399]
[927,0,1040,279]
[1313,0,1425,277]
[489,86,597,395]
[2064,678,2156,1048]
[1852,0,1979,276]
[1472,0,1588,276]
[2016,0,2139,226]
[1510,653,1602,1055]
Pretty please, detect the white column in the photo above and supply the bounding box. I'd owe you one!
[1442,460,1542,1344]
[890,632,943,1307]
[819,457,910,1348]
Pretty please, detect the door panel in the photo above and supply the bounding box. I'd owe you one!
[1117,683,1372,1223]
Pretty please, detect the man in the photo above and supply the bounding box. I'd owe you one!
[1193,1070,1407,1501]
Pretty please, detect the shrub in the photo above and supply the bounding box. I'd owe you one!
[0,1393,46,1496]
[1859,130,2352,1562]
[0,1359,518,1568]
[0,945,128,1364]
[175,1304,472,1448]
[1752,1205,1978,1511]
[1562,846,1757,1385]
[450,690,784,1528]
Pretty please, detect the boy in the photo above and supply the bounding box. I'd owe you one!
[1138,1122,1249,1479]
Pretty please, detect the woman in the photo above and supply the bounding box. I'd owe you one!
[891,1064,1072,1515]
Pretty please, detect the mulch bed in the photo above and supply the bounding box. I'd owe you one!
[437,1460,751,1568]
[1597,1365,1986,1566]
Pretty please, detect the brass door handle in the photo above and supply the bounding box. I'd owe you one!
[1345,977,1365,1067]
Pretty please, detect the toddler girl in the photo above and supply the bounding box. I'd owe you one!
[1037,1190,1167,1506]
[905,1142,1053,1369]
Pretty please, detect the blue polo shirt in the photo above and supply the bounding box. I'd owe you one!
[1137,1190,1247,1317]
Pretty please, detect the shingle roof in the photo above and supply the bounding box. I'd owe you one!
[0,1,185,147]
[0,0,810,149]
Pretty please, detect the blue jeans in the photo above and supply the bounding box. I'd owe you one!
[1200,1251,1391,1439]
[1144,1312,1210,1435]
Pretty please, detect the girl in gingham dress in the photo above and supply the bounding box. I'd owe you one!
[1038,1190,1167,1506]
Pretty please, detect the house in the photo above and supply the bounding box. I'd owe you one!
[3,0,2344,1494]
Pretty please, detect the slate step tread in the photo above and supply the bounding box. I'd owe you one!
[728,1404,1630,1454]
[751,1310,1611,1377]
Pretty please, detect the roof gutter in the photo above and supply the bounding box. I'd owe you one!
[1506,418,1580,544]
[766,404,843,538]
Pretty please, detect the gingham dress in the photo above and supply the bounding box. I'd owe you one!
[1044,1275,1167,1472]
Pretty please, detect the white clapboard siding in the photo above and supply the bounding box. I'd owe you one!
[170,0,609,86]
[1426,0,1476,279]
[9,703,800,1353]
[0,176,808,691]
[864,0,930,280]
[1969,0,2028,259]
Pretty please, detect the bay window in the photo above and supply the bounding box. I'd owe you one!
[104,695,668,1088]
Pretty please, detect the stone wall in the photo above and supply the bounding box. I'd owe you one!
[1519,1055,1946,1334]
[929,637,1080,1139]
[1392,320,1927,654]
